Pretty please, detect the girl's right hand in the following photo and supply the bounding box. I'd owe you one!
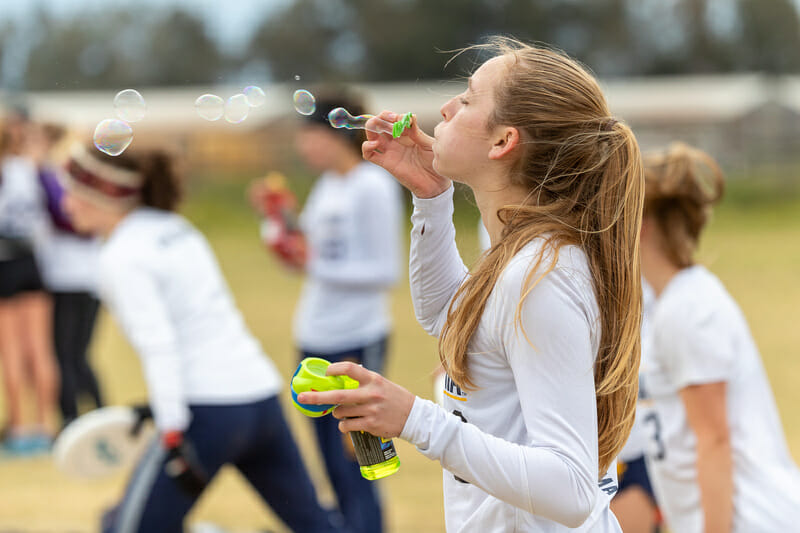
[362,111,451,199]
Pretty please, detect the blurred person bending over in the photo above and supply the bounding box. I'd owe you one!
[31,123,104,427]
[62,144,345,533]
[250,90,403,533]
[0,112,60,453]
[639,142,800,533]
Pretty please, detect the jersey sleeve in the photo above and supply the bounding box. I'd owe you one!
[100,252,189,432]
[408,185,468,337]
[401,258,600,527]
[307,174,401,288]
[656,302,737,389]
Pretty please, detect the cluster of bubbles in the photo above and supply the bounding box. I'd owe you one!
[194,85,315,122]
[93,89,146,156]
[194,85,267,124]
[93,77,321,157]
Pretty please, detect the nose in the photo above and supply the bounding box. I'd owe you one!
[440,96,457,121]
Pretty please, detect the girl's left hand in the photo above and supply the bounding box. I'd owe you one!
[297,362,416,439]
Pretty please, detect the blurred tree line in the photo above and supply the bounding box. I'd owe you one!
[1,0,799,91]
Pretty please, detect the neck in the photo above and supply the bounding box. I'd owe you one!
[332,151,362,176]
[472,174,529,247]
[99,208,132,239]
[641,248,682,296]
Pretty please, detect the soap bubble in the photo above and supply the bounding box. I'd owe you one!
[113,89,146,123]
[243,86,266,107]
[328,107,368,129]
[327,107,394,136]
[93,119,133,156]
[194,94,225,121]
[224,94,250,123]
[293,90,316,116]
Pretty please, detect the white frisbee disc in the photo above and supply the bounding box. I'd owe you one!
[53,406,155,479]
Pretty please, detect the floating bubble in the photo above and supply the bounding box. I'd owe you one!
[327,107,412,138]
[328,107,372,130]
[224,94,250,123]
[293,90,316,116]
[194,94,225,121]
[243,86,266,107]
[113,89,146,123]
[93,119,133,156]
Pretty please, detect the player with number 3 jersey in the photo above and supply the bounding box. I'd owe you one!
[639,142,800,533]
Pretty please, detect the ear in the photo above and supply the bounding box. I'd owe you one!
[488,126,520,160]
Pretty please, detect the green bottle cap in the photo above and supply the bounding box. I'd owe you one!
[290,357,359,417]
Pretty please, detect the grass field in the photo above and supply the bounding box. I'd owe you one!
[1,175,799,532]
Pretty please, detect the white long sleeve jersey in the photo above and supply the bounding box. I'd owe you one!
[294,161,402,352]
[99,209,282,432]
[0,157,47,247]
[399,187,621,532]
[641,265,800,533]
[39,231,102,293]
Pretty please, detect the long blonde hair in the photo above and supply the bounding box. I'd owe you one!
[643,142,725,268]
[438,37,644,477]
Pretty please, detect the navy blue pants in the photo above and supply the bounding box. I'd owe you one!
[301,337,389,533]
[53,291,102,424]
[618,455,657,504]
[102,396,342,533]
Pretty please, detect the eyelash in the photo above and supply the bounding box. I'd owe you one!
[459,97,469,105]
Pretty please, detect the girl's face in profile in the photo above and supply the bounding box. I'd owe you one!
[295,125,349,173]
[432,55,509,184]
[62,189,109,236]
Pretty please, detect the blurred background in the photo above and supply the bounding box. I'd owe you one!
[0,1,799,531]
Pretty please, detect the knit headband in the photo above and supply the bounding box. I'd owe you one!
[66,146,144,210]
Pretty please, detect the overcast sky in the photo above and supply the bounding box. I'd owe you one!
[0,0,293,52]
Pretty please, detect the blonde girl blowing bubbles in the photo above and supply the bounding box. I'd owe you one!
[299,37,644,532]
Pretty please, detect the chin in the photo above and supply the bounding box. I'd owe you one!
[432,159,460,183]
[71,219,90,235]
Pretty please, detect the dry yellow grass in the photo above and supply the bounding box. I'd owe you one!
[0,180,798,532]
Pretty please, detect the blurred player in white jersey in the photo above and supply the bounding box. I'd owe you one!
[62,145,344,533]
[639,142,800,533]
[251,89,403,533]
[32,123,105,427]
[0,112,59,453]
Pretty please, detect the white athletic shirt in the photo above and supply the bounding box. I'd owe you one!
[39,231,101,293]
[35,166,101,293]
[294,161,402,352]
[641,265,800,533]
[0,156,47,249]
[99,208,282,432]
[400,186,622,532]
